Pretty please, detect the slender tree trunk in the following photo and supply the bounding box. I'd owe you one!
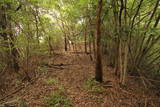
[9,30,20,72]
[115,39,120,76]
[89,34,93,61]
[95,0,103,82]
[88,16,96,58]
[122,0,128,85]
[61,22,68,51]
[48,36,54,55]
[89,34,92,54]
[119,40,123,83]
[112,1,119,75]
[34,7,39,45]
[64,34,67,51]
[115,0,124,77]
[84,24,87,53]
[25,37,31,81]
[121,42,128,85]
[91,31,96,59]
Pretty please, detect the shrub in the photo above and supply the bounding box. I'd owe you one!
[44,86,72,107]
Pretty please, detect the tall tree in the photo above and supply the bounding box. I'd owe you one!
[95,0,103,82]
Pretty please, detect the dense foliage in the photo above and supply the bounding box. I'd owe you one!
[0,0,160,85]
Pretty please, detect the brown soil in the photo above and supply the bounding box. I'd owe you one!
[0,51,160,107]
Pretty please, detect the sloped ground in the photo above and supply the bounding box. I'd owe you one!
[0,51,160,107]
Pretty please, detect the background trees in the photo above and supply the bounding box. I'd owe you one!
[0,0,159,85]
[0,0,160,106]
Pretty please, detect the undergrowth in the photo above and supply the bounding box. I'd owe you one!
[44,86,72,107]
[84,78,105,93]
[45,78,59,85]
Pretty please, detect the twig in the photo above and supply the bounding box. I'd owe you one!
[136,68,147,88]
[0,99,19,107]
[0,86,24,102]
[119,87,138,98]
[0,76,40,102]
[0,65,7,77]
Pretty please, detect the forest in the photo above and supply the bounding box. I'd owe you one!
[0,0,160,107]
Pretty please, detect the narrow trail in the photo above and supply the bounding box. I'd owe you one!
[1,51,159,107]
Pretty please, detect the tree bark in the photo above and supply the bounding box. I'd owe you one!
[95,0,103,82]
[64,34,68,51]
[61,22,68,51]
[84,24,87,53]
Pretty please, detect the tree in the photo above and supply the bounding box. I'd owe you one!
[0,1,20,72]
[95,0,103,82]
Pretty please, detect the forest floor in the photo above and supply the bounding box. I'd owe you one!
[0,50,160,107]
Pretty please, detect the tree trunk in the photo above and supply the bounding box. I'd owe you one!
[61,22,68,51]
[48,36,54,55]
[9,30,20,72]
[89,34,92,54]
[95,0,103,82]
[64,34,67,51]
[0,3,20,72]
[84,24,87,53]
[91,31,96,59]
[121,42,128,85]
